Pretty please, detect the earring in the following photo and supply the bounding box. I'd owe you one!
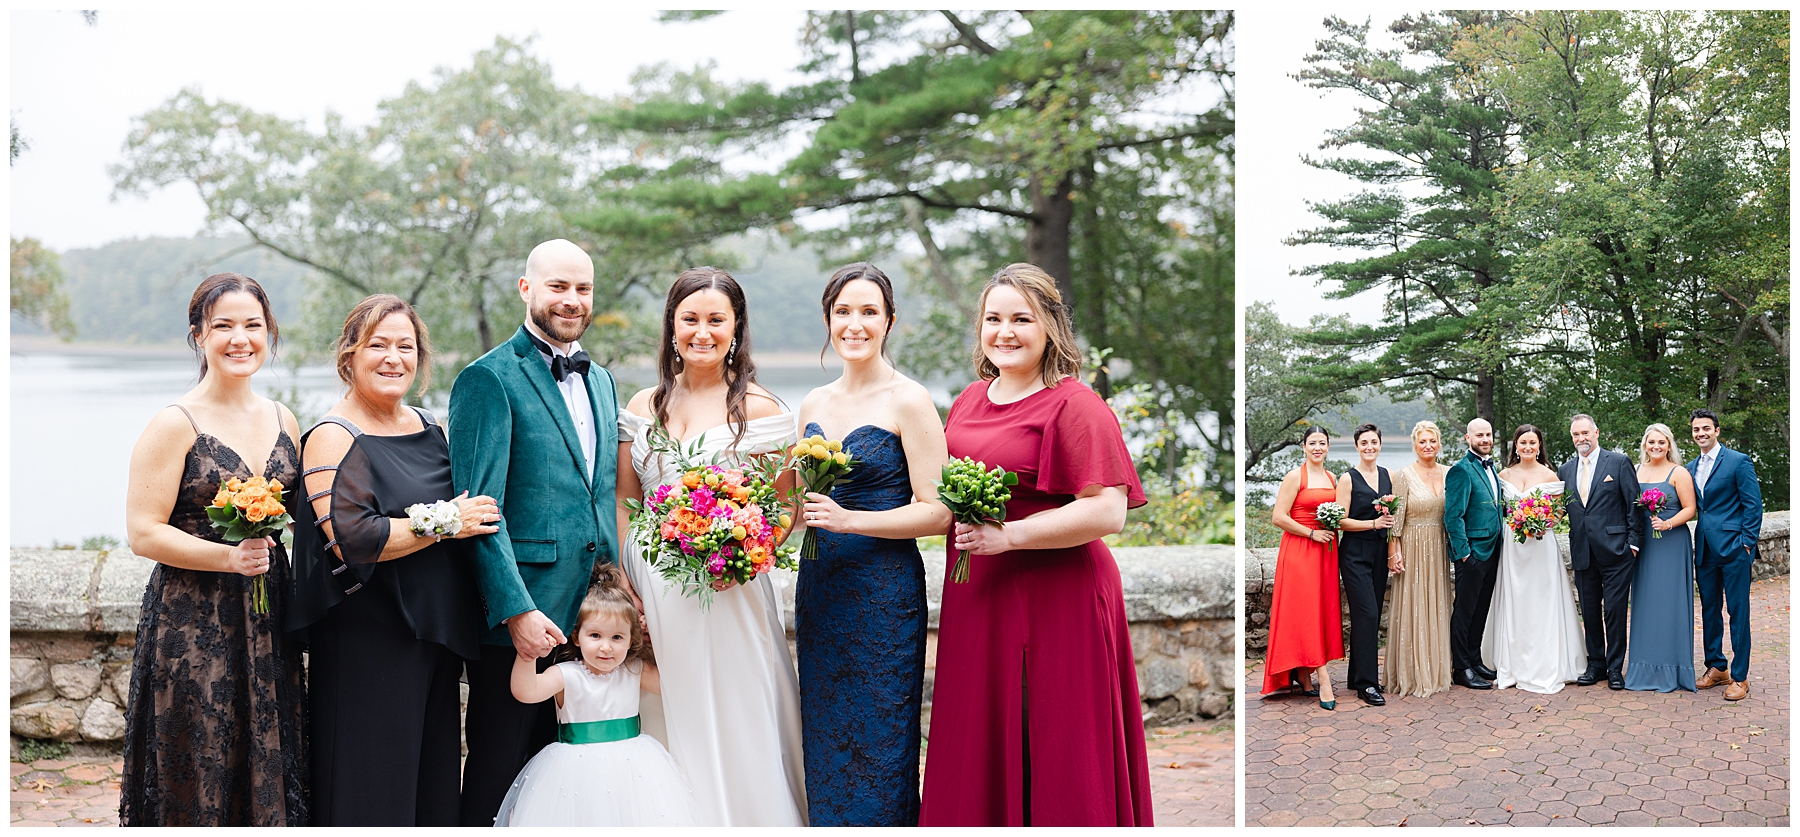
[727,338,738,364]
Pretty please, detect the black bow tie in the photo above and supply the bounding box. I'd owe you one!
[527,331,590,382]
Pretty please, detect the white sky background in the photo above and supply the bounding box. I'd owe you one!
[8,8,813,251]
[1239,8,1399,328]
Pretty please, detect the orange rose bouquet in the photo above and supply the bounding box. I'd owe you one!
[207,475,293,614]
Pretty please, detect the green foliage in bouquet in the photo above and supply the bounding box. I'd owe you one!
[936,457,1020,583]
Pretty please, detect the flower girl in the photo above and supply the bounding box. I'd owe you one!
[494,566,698,826]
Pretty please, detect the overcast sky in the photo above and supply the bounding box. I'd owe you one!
[1238,10,1395,327]
[8,9,811,251]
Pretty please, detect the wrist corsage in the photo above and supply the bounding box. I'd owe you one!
[406,500,462,541]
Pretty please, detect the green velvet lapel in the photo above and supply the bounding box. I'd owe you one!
[583,363,612,494]
[511,326,593,494]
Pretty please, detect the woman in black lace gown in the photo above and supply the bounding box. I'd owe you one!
[288,295,496,825]
[120,274,308,826]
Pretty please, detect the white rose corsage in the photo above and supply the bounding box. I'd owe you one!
[406,499,463,541]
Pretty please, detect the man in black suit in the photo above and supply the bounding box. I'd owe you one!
[1557,414,1644,690]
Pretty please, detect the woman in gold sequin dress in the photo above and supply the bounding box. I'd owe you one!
[1383,420,1453,698]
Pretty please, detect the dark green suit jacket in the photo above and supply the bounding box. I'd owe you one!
[1443,453,1504,562]
[448,326,619,646]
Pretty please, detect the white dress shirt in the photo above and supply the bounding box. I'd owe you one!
[525,321,596,480]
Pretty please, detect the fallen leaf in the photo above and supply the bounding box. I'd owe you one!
[1530,704,1545,713]
[1553,814,1561,819]
[28,778,52,792]
[1487,747,1499,752]
[1167,762,1183,769]
[1506,805,1513,812]
[1398,816,1409,827]
[1749,726,1766,736]
[1730,743,1742,750]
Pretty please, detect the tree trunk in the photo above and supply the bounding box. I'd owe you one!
[1025,170,1076,308]
[474,280,493,353]
[1074,156,1109,397]
[1476,368,1496,429]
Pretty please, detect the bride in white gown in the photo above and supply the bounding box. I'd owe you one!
[613,268,807,826]
[1482,425,1585,694]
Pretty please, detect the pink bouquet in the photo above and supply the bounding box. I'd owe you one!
[1372,494,1402,542]
[1636,487,1671,539]
[1505,492,1565,543]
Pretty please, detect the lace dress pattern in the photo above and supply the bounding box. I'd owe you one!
[795,423,927,826]
[119,430,309,826]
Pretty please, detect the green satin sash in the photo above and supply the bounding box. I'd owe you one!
[557,715,641,745]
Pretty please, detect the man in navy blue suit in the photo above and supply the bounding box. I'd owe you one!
[1686,409,1763,701]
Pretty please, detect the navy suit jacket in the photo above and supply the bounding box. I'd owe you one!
[1686,445,1762,566]
[1557,449,1643,572]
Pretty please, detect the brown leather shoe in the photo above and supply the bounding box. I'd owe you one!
[1724,680,1749,701]
[1697,667,1731,689]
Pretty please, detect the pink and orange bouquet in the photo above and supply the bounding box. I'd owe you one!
[1372,494,1402,542]
[206,476,292,614]
[626,459,797,608]
[1636,487,1671,539]
[1505,491,1565,543]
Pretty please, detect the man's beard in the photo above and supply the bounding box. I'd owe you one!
[1472,441,1493,457]
[532,301,591,344]
[1574,440,1594,456]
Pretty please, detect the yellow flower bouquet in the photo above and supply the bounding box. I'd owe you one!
[206,475,292,614]
[787,434,859,560]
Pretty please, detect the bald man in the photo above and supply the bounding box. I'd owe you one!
[447,239,622,824]
[1444,418,1504,689]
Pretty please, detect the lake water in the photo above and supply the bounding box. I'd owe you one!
[1247,440,1427,498]
[9,347,849,547]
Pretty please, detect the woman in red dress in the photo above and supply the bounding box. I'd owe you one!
[1260,425,1346,708]
[918,263,1151,827]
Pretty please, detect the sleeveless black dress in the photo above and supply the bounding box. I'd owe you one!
[119,406,308,827]
[1339,467,1392,693]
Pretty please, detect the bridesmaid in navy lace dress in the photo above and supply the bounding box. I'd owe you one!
[120,274,307,825]
[795,264,952,826]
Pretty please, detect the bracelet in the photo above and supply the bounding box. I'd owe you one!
[406,500,463,540]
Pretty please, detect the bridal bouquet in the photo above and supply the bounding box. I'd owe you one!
[624,430,797,608]
[1506,492,1565,543]
[1636,487,1671,539]
[937,457,1019,584]
[1372,495,1402,542]
[207,476,292,614]
[1313,501,1347,533]
[787,434,859,560]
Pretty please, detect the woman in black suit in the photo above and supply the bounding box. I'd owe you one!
[1334,423,1395,705]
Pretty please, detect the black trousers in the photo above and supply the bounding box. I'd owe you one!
[308,589,465,827]
[1574,555,1636,675]
[1337,535,1389,692]
[1449,536,1500,672]
[459,643,557,827]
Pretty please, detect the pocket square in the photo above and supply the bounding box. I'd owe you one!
[1603,475,1614,482]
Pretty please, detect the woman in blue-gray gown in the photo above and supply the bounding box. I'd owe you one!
[1625,423,1699,692]
[794,263,952,825]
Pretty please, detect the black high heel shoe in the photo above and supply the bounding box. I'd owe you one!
[1289,670,1319,697]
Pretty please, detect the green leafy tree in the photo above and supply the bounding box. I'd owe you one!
[10,237,77,340]
[1244,301,1359,480]
[110,37,662,384]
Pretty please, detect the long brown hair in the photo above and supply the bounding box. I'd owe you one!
[972,263,1082,387]
[187,272,279,379]
[333,294,434,394]
[653,266,757,451]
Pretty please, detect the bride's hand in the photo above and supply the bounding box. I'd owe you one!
[709,577,739,593]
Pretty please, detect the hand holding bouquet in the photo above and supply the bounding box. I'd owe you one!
[1312,501,1347,534]
[936,457,1018,584]
[787,434,858,560]
[207,476,293,614]
[1506,491,1566,543]
[1372,494,1402,542]
[1636,487,1671,539]
[625,438,798,607]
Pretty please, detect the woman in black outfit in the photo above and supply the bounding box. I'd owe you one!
[288,295,500,825]
[1334,423,1396,706]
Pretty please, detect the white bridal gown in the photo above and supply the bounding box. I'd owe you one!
[617,410,808,827]
[1482,480,1586,694]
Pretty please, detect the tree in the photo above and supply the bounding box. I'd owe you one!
[1244,301,1360,479]
[10,237,77,340]
[110,38,663,384]
[580,11,1236,491]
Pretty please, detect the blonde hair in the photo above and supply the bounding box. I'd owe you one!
[1410,420,1442,446]
[1639,423,1684,466]
[973,263,1082,388]
[334,294,433,394]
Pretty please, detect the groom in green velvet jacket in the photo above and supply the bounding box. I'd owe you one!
[448,239,621,825]
[1444,417,1504,691]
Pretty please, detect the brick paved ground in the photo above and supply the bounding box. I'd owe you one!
[1246,575,1789,827]
[12,720,1234,827]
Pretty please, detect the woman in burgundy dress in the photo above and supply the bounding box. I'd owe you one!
[1260,425,1346,708]
[919,263,1151,827]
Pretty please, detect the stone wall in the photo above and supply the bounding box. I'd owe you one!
[1246,510,1790,654]
[13,544,1237,745]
